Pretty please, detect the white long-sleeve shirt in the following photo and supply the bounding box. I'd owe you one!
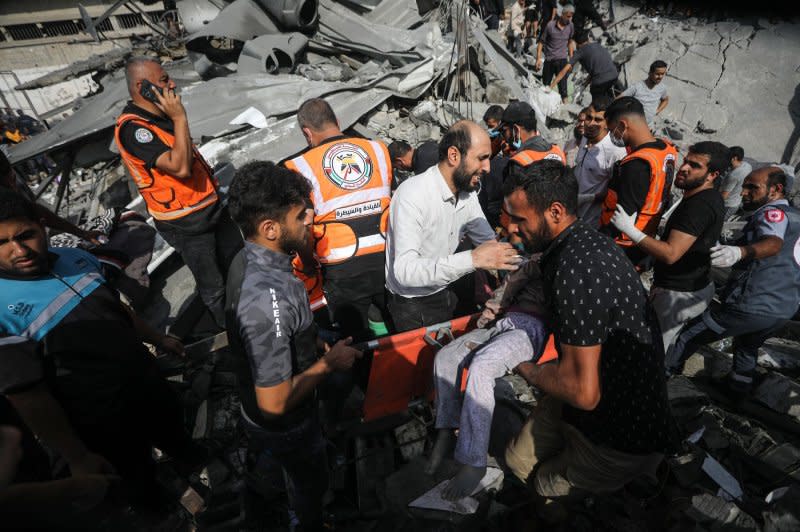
[385,164,496,298]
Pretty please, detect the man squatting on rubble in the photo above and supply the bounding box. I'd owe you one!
[0,189,207,510]
[611,141,727,354]
[667,166,800,392]
[284,98,393,341]
[225,162,363,530]
[503,160,672,504]
[115,57,242,329]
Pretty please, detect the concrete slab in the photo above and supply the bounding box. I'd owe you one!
[670,51,723,91]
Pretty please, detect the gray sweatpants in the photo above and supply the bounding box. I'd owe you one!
[433,314,546,468]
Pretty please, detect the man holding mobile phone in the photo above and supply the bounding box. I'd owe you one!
[115,57,241,329]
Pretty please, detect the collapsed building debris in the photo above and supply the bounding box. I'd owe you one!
[3,0,800,530]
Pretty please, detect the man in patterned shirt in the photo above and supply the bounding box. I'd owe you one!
[501,160,671,509]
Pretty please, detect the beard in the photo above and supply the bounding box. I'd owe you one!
[675,173,706,191]
[453,162,481,193]
[279,229,311,256]
[520,221,553,254]
[741,195,768,212]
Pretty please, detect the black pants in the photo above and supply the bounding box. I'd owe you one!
[543,58,569,99]
[324,267,390,341]
[387,289,457,333]
[590,78,618,101]
[158,208,242,327]
[73,367,204,507]
[244,413,328,530]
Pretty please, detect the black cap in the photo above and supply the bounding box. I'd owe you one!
[500,101,535,126]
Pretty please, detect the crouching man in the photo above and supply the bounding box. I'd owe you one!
[502,160,672,510]
[225,162,362,530]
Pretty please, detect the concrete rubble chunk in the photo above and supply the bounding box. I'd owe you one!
[753,373,800,421]
[685,493,758,531]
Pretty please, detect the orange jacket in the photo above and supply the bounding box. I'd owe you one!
[292,254,327,312]
[114,113,218,221]
[498,143,566,232]
[509,144,566,166]
[285,137,392,265]
[600,140,678,246]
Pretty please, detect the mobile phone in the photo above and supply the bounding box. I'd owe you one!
[139,79,163,103]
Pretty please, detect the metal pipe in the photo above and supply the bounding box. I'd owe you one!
[255,0,318,31]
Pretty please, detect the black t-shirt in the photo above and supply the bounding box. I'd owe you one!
[541,221,671,454]
[654,188,724,291]
[118,102,220,235]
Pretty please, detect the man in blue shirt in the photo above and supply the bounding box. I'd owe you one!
[667,166,800,391]
[0,189,203,510]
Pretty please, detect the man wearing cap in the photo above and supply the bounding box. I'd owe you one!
[502,102,566,168]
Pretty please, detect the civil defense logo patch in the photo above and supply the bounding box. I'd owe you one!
[135,127,154,143]
[322,143,373,190]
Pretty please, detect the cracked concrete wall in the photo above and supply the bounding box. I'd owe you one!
[614,9,800,167]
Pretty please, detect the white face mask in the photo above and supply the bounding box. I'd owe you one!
[609,125,626,148]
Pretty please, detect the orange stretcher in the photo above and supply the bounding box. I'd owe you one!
[361,315,558,422]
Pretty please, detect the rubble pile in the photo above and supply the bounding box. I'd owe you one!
[4,1,800,529]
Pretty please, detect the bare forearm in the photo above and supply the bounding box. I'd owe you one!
[258,358,329,418]
[741,236,783,261]
[536,42,543,61]
[519,363,583,407]
[637,236,680,264]
[656,97,669,114]
[7,384,89,463]
[172,116,193,175]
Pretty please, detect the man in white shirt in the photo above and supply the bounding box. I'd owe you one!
[619,60,669,127]
[385,120,520,332]
[575,98,628,227]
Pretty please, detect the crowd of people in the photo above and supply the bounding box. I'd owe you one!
[0,12,798,529]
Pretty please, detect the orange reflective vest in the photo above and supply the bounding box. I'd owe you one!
[499,143,567,231]
[285,137,392,265]
[292,254,327,312]
[114,113,218,221]
[600,140,678,247]
[509,144,566,166]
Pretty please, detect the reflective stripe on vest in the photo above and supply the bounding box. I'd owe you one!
[600,141,678,246]
[285,138,392,264]
[114,113,219,221]
[0,248,104,342]
[510,145,566,166]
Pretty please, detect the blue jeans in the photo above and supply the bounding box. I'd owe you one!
[243,411,328,530]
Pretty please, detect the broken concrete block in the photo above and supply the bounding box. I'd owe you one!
[409,100,439,125]
[685,493,758,531]
[668,375,710,404]
[669,450,705,488]
[664,126,684,140]
[753,373,800,421]
[753,443,800,483]
[486,80,512,104]
[763,485,800,532]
